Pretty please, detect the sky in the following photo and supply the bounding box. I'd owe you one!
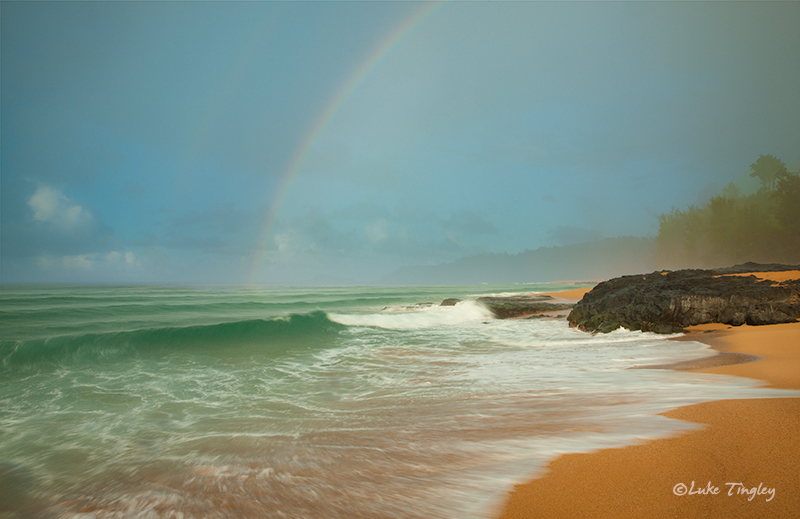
[2,1,799,285]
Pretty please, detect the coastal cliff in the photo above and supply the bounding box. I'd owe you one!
[568,263,800,333]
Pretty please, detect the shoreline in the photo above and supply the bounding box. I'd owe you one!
[495,288,800,518]
[536,286,594,303]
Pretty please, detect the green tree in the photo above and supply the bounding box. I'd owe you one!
[719,182,741,199]
[749,154,787,191]
[657,155,799,268]
[773,171,800,259]
[656,205,710,268]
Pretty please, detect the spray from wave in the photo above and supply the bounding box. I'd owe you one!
[327,300,494,330]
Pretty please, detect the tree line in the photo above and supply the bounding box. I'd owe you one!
[657,155,800,269]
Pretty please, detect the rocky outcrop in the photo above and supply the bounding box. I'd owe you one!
[476,295,573,319]
[568,263,800,333]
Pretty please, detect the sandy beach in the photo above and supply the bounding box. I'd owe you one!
[529,287,595,318]
[537,286,594,303]
[497,276,800,519]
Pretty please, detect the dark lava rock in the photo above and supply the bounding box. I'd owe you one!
[477,295,574,319]
[440,298,462,306]
[568,263,800,334]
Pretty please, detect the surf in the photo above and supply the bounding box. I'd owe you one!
[327,299,494,330]
[0,311,346,372]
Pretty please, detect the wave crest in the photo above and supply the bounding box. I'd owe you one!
[1,311,344,372]
[327,300,494,330]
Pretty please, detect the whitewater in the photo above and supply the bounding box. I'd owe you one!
[1,284,794,519]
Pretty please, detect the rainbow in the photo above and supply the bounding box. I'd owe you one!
[247,2,443,284]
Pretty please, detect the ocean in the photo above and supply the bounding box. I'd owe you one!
[1,284,794,519]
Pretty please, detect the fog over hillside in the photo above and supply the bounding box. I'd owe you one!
[381,237,657,285]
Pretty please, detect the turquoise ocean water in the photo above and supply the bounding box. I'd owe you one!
[1,284,795,519]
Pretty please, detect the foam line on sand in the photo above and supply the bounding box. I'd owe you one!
[495,321,800,519]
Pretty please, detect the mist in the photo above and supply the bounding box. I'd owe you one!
[2,1,798,284]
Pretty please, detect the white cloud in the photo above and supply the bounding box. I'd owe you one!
[106,250,142,269]
[65,205,91,227]
[29,185,60,221]
[28,185,93,231]
[29,251,143,275]
[124,251,138,266]
[62,254,95,270]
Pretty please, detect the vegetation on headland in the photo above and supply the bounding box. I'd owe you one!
[657,155,800,269]
[383,154,797,284]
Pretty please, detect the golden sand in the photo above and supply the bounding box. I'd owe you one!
[496,290,800,518]
[714,269,800,284]
[537,286,594,303]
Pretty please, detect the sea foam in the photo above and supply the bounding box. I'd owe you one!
[327,299,494,330]
[2,284,798,519]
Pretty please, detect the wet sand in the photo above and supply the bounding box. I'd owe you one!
[496,282,800,519]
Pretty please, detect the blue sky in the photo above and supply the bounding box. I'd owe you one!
[2,1,799,284]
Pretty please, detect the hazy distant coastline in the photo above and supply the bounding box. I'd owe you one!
[381,236,657,285]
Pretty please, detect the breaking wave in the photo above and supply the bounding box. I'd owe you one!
[327,300,494,330]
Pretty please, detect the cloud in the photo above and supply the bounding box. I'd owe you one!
[28,185,93,230]
[29,250,141,275]
[1,182,117,259]
[28,186,60,221]
[55,251,142,271]
[106,250,142,268]
[125,251,138,267]
[61,254,95,271]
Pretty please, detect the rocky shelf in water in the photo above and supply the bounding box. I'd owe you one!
[439,296,574,319]
[567,262,800,334]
